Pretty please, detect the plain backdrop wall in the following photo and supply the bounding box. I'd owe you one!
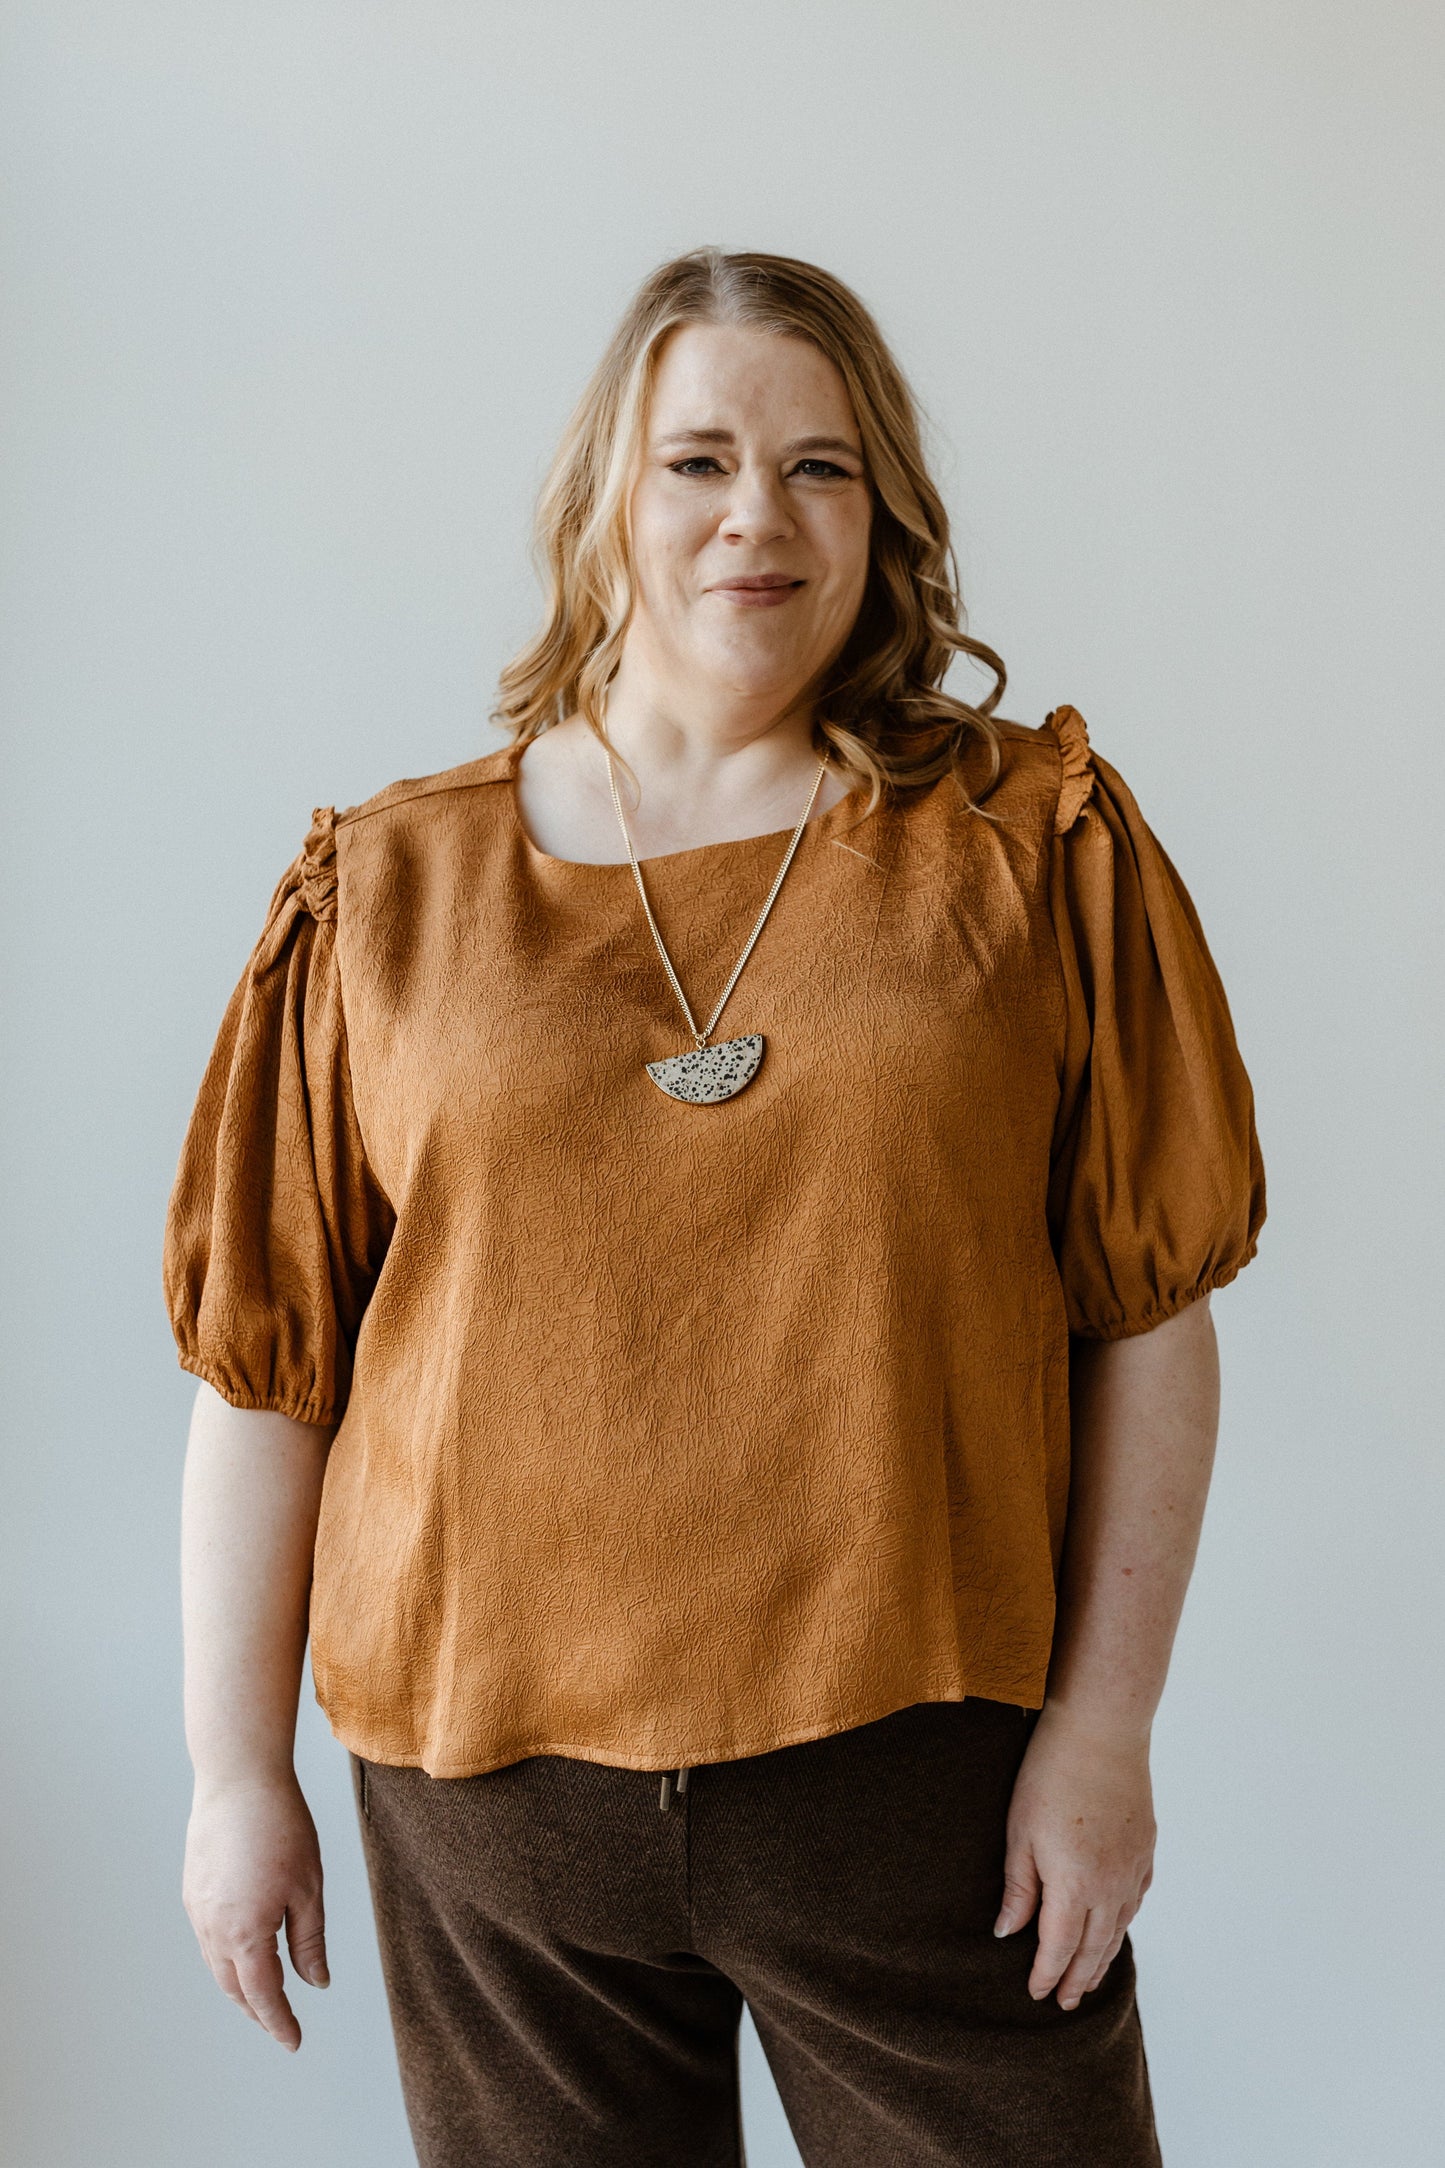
[2,5,1441,2163]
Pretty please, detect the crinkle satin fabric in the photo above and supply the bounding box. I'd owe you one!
[162,708,1266,1778]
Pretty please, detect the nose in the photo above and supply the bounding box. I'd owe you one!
[718,463,794,546]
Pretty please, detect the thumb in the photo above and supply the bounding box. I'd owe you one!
[994,1849,1040,1938]
[285,1894,330,1988]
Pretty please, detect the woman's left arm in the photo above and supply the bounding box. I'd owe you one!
[994,1293,1221,2008]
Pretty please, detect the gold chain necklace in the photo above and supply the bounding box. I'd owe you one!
[605,743,830,1104]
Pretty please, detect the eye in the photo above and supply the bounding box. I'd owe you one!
[792,459,852,480]
[669,456,726,476]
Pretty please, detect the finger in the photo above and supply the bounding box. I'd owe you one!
[232,1943,302,2052]
[1054,1907,1121,2008]
[1082,1929,1127,1996]
[1028,1885,1088,1999]
[211,1953,265,2026]
[1091,1907,1143,1985]
[284,1892,330,1988]
[193,1914,268,2027]
[994,1848,1042,1938]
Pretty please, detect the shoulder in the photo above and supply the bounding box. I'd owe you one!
[294,745,515,917]
[280,746,514,927]
[954,708,1095,837]
[333,743,515,839]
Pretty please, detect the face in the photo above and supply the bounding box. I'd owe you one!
[622,322,873,715]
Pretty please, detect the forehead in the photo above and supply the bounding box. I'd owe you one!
[647,321,858,436]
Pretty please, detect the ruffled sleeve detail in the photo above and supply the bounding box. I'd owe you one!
[299,806,339,920]
[1046,729,1266,1338]
[162,811,394,1423]
[1046,704,1097,834]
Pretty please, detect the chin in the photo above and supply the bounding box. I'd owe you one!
[695,639,815,704]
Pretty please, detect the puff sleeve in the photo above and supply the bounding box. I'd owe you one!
[1044,708,1266,1339]
[162,809,395,1423]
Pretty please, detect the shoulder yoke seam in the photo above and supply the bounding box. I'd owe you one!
[332,755,513,834]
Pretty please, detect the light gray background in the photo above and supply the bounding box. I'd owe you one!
[3,4,1441,2163]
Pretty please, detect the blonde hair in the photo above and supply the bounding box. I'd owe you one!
[493,247,1009,819]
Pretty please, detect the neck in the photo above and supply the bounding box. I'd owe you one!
[600,656,823,812]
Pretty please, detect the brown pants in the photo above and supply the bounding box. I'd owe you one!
[352,1697,1163,2166]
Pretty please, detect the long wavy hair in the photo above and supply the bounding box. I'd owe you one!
[493,247,1009,820]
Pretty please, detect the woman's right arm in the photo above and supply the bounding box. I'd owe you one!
[180,1381,336,2053]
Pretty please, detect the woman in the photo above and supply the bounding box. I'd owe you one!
[167,249,1265,2166]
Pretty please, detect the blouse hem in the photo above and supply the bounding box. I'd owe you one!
[318,1675,1046,1780]
[1067,1240,1261,1343]
[177,1353,339,1428]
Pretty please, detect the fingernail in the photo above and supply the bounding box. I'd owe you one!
[311,1965,330,1987]
[993,1921,1010,1938]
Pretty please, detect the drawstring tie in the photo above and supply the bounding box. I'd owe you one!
[658,1766,689,1813]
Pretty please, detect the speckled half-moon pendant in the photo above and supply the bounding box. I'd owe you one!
[645,1034,764,1105]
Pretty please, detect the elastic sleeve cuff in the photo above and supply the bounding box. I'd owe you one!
[1066,1242,1260,1342]
[177,1352,341,1428]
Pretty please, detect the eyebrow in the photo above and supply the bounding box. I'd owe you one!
[653,427,864,461]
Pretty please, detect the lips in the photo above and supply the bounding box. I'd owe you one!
[708,573,804,605]
[712,574,800,590]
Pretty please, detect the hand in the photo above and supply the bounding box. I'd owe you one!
[183,1770,330,2052]
[993,1705,1156,2010]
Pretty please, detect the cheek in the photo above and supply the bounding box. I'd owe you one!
[813,509,873,630]
[631,491,711,619]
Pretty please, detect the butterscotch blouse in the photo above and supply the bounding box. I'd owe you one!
[163,707,1266,1778]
